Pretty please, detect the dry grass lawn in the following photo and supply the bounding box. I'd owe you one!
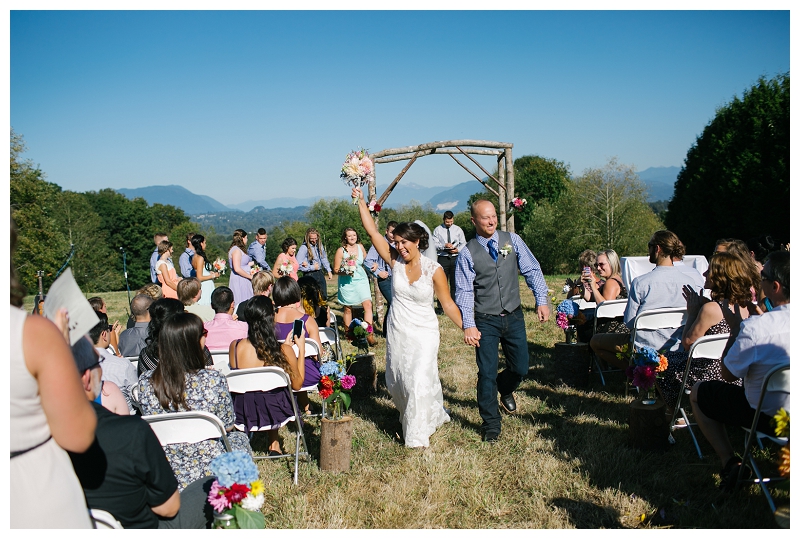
[23,276,788,528]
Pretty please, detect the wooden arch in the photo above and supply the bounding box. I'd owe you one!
[367,139,517,232]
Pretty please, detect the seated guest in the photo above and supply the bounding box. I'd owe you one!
[67,337,213,529]
[119,294,153,357]
[576,249,628,343]
[178,277,215,322]
[672,252,706,289]
[127,284,163,328]
[715,237,763,308]
[229,296,306,456]
[89,296,122,356]
[575,249,600,295]
[590,230,699,369]
[236,270,275,324]
[90,313,138,414]
[657,252,754,414]
[691,250,790,490]
[298,275,330,329]
[204,286,248,351]
[139,298,205,376]
[138,313,252,490]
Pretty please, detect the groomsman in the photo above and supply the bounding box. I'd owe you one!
[455,200,550,443]
[178,232,197,278]
[150,233,168,285]
[364,221,397,331]
[297,227,334,300]
[248,228,271,272]
[432,210,466,301]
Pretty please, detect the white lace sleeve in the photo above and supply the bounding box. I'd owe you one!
[421,256,441,279]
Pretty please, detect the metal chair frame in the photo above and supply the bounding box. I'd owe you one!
[588,299,628,385]
[142,410,233,451]
[627,307,687,396]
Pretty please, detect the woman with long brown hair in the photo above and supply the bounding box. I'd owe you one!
[657,252,756,414]
[333,227,374,342]
[155,240,181,299]
[138,312,251,489]
[229,296,305,456]
[228,228,255,308]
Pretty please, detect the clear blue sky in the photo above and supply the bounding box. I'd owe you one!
[10,9,790,206]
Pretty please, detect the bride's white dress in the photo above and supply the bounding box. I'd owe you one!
[386,256,450,448]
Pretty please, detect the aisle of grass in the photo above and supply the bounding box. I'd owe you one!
[22,276,787,528]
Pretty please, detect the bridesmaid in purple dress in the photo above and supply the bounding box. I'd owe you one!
[228,229,255,308]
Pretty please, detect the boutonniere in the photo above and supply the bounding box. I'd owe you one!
[499,243,512,258]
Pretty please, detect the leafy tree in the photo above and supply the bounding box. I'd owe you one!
[150,203,190,236]
[306,198,367,251]
[666,73,789,254]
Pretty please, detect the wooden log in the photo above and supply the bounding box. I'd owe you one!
[320,416,353,473]
[348,352,377,395]
[552,342,590,387]
[370,139,513,159]
[628,398,670,451]
[454,145,504,189]
[448,154,500,197]
[376,151,421,206]
[373,147,503,164]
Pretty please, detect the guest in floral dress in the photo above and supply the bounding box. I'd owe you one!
[138,312,251,490]
[656,252,754,413]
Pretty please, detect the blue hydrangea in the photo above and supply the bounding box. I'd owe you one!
[209,451,259,487]
[319,361,345,378]
[556,300,579,317]
[634,346,660,367]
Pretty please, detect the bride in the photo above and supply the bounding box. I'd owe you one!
[352,187,471,448]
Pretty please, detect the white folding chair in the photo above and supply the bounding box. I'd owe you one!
[668,333,729,457]
[225,366,310,485]
[209,350,231,375]
[90,508,124,529]
[328,309,344,360]
[142,410,232,452]
[737,363,790,514]
[627,307,687,396]
[589,299,628,385]
[319,327,340,363]
[124,356,138,372]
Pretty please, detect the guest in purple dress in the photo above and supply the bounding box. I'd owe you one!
[228,229,255,309]
[228,296,306,457]
[272,277,322,391]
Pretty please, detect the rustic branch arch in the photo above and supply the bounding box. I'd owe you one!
[367,139,517,232]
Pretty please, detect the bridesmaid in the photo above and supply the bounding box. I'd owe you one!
[228,229,255,309]
[155,240,180,300]
[190,234,220,306]
[272,237,300,281]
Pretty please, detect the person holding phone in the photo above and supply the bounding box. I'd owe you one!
[272,277,322,413]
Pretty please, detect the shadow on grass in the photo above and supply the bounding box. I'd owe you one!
[550,498,625,528]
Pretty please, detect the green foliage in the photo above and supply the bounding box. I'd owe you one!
[666,73,789,254]
[306,198,366,250]
[453,210,475,241]
[511,155,571,234]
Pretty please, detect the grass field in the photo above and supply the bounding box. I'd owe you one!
[22,276,788,528]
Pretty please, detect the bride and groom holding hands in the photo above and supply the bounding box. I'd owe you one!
[352,188,551,447]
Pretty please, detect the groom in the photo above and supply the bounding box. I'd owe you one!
[455,199,550,443]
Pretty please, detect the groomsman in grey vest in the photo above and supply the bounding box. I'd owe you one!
[455,199,550,443]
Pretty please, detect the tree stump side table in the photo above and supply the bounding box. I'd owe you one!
[628,398,670,451]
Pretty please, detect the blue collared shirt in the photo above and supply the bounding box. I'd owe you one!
[455,231,549,329]
[149,248,159,283]
[364,235,393,278]
[297,243,332,273]
[248,240,270,271]
[179,248,195,278]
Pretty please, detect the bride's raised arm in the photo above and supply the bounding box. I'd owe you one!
[352,187,393,267]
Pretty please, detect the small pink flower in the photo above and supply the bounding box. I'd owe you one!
[340,375,356,390]
[207,480,232,512]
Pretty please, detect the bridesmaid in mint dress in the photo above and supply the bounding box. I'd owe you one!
[228,229,255,309]
[190,235,220,306]
[334,227,374,343]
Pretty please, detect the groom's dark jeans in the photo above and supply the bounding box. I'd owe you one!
[474,307,529,436]
[376,276,392,333]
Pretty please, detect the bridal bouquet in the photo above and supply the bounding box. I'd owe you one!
[339,252,358,276]
[277,260,294,277]
[318,359,357,420]
[340,148,375,204]
[207,451,265,529]
[213,258,227,274]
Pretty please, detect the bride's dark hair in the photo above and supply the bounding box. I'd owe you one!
[392,222,429,251]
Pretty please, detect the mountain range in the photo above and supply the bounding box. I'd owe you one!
[116,166,680,216]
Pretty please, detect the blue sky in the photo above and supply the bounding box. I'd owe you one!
[9,9,790,206]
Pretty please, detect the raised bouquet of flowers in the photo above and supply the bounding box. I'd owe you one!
[318,357,357,420]
[340,148,375,204]
[339,252,358,276]
[207,451,265,529]
[277,259,293,277]
[625,346,668,403]
[510,196,527,211]
[345,318,373,353]
[213,258,227,274]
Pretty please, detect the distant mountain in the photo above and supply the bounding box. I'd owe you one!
[428,181,486,212]
[227,197,329,212]
[376,182,450,208]
[191,206,309,236]
[637,166,680,202]
[117,185,234,214]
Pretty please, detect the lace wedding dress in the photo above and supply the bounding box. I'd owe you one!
[386,255,450,448]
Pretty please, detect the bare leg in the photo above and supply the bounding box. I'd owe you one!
[267,430,281,453]
[343,306,352,330]
[590,333,629,369]
[690,381,734,467]
[296,391,310,414]
[362,299,373,326]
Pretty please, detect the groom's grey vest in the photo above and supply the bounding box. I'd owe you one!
[466,230,521,315]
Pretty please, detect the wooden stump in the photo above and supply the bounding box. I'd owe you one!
[553,342,590,387]
[348,353,377,395]
[628,398,670,451]
[320,416,353,473]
